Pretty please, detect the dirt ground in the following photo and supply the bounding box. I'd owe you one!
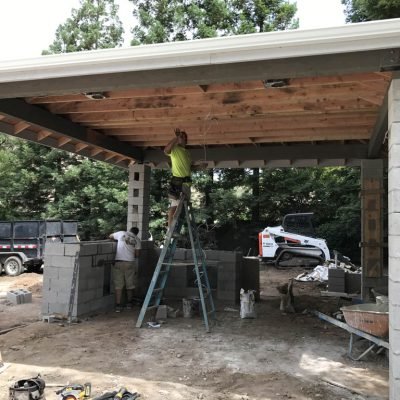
[0,266,388,400]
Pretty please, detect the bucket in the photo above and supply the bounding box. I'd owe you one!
[182,297,200,318]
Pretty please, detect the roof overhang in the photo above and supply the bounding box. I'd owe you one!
[0,18,399,168]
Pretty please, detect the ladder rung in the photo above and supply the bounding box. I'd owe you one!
[162,262,196,266]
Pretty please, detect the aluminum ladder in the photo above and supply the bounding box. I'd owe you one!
[135,194,215,332]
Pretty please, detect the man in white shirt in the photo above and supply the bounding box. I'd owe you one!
[109,227,141,312]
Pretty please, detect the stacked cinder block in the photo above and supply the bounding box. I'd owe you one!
[216,251,243,304]
[388,79,400,398]
[160,248,259,305]
[136,240,157,298]
[241,257,261,301]
[7,289,32,305]
[42,240,117,319]
[128,164,151,239]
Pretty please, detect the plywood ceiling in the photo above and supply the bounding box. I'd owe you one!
[0,71,392,169]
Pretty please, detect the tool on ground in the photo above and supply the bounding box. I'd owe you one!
[56,382,91,400]
[93,389,139,400]
[136,193,215,332]
[9,375,45,400]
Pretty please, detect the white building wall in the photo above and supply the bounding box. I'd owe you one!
[388,78,400,399]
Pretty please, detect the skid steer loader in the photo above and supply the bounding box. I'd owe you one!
[259,213,331,268]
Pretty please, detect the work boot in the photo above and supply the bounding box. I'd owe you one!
[115,304,123,313]
[126,302,133,310]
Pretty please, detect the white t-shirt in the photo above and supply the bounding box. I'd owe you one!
[112,231,142,262]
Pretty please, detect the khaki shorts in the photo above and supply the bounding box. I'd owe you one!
[113,260,138,290]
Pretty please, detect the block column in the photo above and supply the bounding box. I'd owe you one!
[388,78,400,400]
[360,159,384,300]
[128,163,151,240]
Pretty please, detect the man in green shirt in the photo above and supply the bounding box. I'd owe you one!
[164,129,192,228]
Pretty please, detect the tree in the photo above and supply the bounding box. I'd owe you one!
[0,0,127,239]
[342,0,400,22]
[130,0,298,44]
[43,0,124,54]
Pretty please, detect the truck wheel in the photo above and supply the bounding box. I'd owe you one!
[4,256,23,276]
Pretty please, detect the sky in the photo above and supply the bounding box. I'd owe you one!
[0,0,346,61]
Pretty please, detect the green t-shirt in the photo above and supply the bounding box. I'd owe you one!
[169,145,191,178]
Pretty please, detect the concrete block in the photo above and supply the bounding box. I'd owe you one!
[58,267,74,281]
[388,167,400,192]
[7,290,22,304]
[389,278,400,305]
[97,241,114,255]
[219,251,236,262]
[390,351,400,380]
[390,303,400,332]
[94,255,108,268]
[64,243,81,256]
[389,124,400,151]
[205,250,220,260]
[20,289,32,304]
[389,257,400,281]
[80,243,99,256]
[43,266,59,280]
[44,242,65,256]
[389,143,400,170]
[389,101,400,125]
[87,278,100,290]
[389,236,400,258]
[389,326,400,356]
[155,305,168,320]
[173,248,186,260]
[52,255,76,268]
[389,79,400,101]
[390,377,400,400]
[78,255,93,269]
[388,211,400,234]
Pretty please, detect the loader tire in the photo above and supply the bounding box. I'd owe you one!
[4,256,23,276]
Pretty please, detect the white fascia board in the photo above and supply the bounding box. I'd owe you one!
[0,18,399,83]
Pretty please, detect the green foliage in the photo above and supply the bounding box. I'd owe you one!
[45,158,129,240]
[130,0,298,44]
[342,0,400,22]
[0,0,129,240]
[0,134,128,240]
[42,0,124,54]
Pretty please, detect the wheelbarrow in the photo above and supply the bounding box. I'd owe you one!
[312,303,389,361]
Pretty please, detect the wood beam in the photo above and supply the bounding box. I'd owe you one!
[58,137,72,147]
[37,130,52,141]
[368,90,388,158]
[0,98,143,161]
[0,49,396,98]
[0,119,130,169]
[14,121,30,134]
[75,143,89,152]
[144,143,368,164]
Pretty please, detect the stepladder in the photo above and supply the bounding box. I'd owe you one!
[135,193,215,332]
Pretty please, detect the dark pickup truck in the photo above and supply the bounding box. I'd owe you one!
[0,220,78,276]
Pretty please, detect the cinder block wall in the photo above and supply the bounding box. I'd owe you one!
[42,241,117,318]
[42,241,259,318]
[161,248,259,304]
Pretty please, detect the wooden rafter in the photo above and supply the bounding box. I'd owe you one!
[13,121,30,134]
[37,130,52,141]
